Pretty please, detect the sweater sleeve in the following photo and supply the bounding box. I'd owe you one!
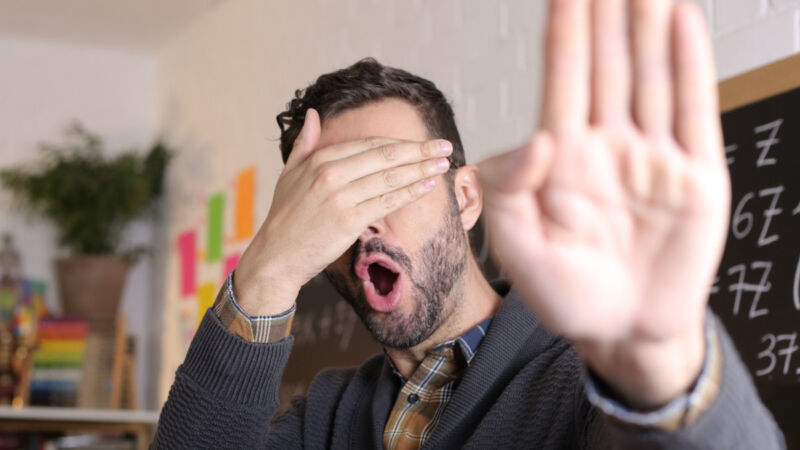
[584,310,722,429]
[584,314,786,449]
[214,271,296,343]
[151,308,302,449]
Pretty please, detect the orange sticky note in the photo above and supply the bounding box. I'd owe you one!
[196,282,216,327]
[234,167,256,241]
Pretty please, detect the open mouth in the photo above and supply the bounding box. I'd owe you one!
[368,263,398,296]
[354,255,404,313]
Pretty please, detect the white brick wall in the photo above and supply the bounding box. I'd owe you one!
[714,0,767,35]
[714,6,797,79]
[157,0,799,190]
[707,0,800,78]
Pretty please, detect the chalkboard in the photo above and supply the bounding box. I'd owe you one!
[710,54,800,449]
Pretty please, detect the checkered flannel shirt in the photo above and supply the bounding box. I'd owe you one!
[382,317,492,449]
[212,271,294,343]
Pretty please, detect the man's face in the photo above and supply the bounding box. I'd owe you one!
[320,98,469,349]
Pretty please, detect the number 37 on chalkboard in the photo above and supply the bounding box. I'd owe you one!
[709,83,800,385]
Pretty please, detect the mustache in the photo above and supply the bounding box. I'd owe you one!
[350,238,413,275]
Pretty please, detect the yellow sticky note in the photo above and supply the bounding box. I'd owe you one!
[197,282,216,328]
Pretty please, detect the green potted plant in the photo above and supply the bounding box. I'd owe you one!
[0,122,172,318]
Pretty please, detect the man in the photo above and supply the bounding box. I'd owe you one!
[154,0,785,448]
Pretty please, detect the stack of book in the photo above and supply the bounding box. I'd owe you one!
[29,318,88,406]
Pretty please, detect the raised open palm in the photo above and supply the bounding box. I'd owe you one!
[480,0,730,350]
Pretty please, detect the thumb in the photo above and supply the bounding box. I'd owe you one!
[478,131,553,194]
[285,108,321,171]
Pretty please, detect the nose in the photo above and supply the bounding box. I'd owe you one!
[357,221,384,244]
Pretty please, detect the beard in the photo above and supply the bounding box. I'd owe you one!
[324,190,468,349]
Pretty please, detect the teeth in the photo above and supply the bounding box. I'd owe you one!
[364,278,384,295]
[373,280,386,296]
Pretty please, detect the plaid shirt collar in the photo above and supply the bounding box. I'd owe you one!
[387,316,493,382]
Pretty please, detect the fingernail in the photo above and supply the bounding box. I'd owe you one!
[421,178,436,192]
[435,158,450,172]
[438,141,453,155]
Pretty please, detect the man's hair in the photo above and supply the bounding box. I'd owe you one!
[276,58,466,171]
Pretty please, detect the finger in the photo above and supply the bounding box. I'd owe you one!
[631,0,673,136]
[478,132,554,194]
[672,2,723,162]
[541,0,591,136]
[347,157,451,204]
[284,108,321,172]
[311,136,402,165]
[356,178,437,224]
[590,0,631,126]
[323,139,452,183]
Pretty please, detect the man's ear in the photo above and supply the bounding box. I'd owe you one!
[453,165,482,232]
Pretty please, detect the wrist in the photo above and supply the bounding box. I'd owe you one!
[233,252,302,317]
[575,318,706,411]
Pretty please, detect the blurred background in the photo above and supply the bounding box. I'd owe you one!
[0,0,798,448]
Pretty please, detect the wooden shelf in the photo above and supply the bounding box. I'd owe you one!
[0,406,159,450]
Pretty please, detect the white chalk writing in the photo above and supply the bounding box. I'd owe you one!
[754,119,782,167]
[725,144,738,165]
[757,186,784,246]
[727,261,772,318]
[756,332,799,377]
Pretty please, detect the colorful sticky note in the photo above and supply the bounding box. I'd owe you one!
[206,193,225,262]
[177,231,197,296]
[234,167,256,241]
[196,282,216,327]
[223,253,241,281]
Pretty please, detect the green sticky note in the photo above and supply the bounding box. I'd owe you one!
[207,192,225,262]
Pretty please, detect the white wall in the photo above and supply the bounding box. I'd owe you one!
[154,0,800,402]
[0,36,156,409]
[694,0,800,79]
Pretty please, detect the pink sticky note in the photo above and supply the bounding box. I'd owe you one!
[177,231,197,296]
[223,253,241,281]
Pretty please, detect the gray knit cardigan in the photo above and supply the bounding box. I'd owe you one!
[153,290,785,449]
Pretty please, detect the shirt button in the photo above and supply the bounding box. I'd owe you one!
[407,393,420,404]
